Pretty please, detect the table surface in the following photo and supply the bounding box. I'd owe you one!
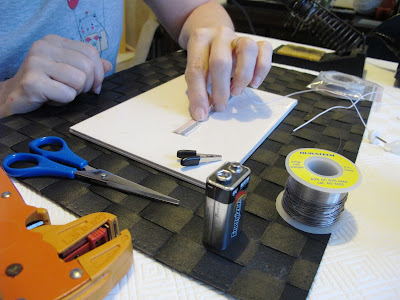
[13,35,400,299]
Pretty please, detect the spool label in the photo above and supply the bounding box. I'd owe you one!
[287,149,359,189]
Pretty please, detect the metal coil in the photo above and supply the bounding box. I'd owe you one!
[276,148,361,234]
[284,0,365,55]
[281,176,348,227]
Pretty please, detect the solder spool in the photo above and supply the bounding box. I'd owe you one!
[309,71,382,102]
[318,71,365,100]
[276,148,362,234]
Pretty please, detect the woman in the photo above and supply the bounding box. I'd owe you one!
[0,0,272,120]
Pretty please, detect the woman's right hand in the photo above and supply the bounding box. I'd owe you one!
[0,34,112,118]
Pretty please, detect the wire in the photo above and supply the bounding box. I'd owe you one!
[253,89,317,105]
[336,132,343,153]
[263,87,400,155]
[247,87,373,134]
[230,0,257,35]
[293,91,376,132]
[249,88,372,132]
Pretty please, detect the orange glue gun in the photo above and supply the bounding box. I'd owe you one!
[0,167,133,299]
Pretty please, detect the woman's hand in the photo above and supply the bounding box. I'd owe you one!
[0,34,112,118]
[145,0,273,121]
[185,27,272,120]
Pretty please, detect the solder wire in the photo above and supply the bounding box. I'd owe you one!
[293,91,377,133]
[281,176,348,227]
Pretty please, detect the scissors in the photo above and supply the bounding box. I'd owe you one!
[2,136,180,205]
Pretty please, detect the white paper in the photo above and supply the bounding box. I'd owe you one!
[70,75,297,187]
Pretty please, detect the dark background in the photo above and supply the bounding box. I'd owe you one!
[147,0,398,63]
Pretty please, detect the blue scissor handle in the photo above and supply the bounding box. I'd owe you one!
[2,153,77,179]
[29,136,88,170]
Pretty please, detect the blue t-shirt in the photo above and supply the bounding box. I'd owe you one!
[0,0,123,81]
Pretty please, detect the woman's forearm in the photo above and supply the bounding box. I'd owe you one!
[177,1,234,49]
[144,0,233,48]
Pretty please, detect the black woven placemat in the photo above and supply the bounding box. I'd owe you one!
[0,51,371,299]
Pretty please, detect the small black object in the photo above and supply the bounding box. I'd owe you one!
[177,150,197,158]
[181,156,201,166]
[177,150,222,166]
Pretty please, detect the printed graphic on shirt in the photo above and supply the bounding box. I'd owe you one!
[78,12,109,53]
[68,0,80,10]
[67,0,109,56]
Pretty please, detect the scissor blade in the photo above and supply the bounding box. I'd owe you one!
[76,169,180,205]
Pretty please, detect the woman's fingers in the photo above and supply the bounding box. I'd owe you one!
[249,41,272,88]
[185,29,212,121]
[209,28,234,112]
[230,36,259,96]
[43,35,108,94]
[185,29,273,121]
